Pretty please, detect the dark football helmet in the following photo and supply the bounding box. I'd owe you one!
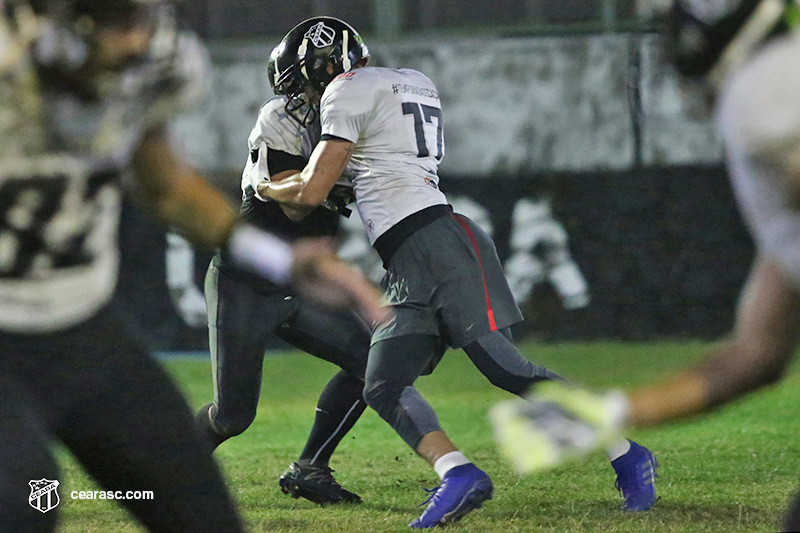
[670,0,793,86]
[268,16,369,126]
[17,0,176,72]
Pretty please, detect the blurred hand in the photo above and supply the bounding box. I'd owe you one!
[291,237,390,325]
[490,381,629,474]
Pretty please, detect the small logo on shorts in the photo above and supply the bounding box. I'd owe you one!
[366,219,375,234]
[29,479,60,513]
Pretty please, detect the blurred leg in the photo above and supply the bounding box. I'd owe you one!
[54,342,244,533]
[0,377,59,533]
[5,312,247,533]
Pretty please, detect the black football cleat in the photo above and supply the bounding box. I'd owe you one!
[279,462,362,505]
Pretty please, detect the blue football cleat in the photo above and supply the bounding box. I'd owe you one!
[612,440,658,511]
[409,464,493,529]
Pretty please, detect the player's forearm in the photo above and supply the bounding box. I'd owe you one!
[258,171,325,207]
[260,139,354,208]
[627,370,707,427]
[630,259,800,427]
[150,171,238,249]
[626,341,745,427]
[132,126,237,249]
[629,337,795,427]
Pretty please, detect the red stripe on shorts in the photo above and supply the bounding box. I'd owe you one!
[454,214,498,332]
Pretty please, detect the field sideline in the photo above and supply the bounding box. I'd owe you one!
[57,341,800,532]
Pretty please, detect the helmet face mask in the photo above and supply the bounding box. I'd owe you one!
[268,16,369,127]
[269,42,317,127]
[283,78,318,128]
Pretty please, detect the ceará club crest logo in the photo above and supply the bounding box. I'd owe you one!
[29,479,60,513]
[304,22,336,48]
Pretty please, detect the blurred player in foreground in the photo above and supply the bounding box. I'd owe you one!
[0,1,383,531]
[491,1,800,529]
[195,51,372,505]
[261,16,658,528]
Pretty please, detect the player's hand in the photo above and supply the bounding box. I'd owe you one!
[489,381,629,474]
[290,237,390,325]
[320,184,356,218]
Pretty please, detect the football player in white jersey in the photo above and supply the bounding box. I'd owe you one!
[195,54,372,504]
[0,2,384,531]
[490,1,800,530]
[260,17,658,528]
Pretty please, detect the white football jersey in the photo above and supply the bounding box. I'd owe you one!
[0,31,209,333]
[718,31,800,287]
[320,66,448,243]
[242,97,320,198]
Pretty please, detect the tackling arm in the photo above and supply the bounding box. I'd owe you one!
[132,126,386,324]
[628,257,800,426]
[270,169,316,221]
[258,139,354,213]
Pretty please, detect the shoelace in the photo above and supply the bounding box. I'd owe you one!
[418,485,441,507]
[303,466,341,487]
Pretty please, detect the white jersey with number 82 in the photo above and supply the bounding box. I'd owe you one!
[320,67,448,243]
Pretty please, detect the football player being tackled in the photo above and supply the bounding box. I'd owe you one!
[260,17,658,528]
[195,39,375,506]
[490,1,800,530]
[0,1,384,531]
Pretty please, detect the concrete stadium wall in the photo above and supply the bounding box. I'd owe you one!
[172,32,724,175]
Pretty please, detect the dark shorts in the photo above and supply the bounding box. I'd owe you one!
[372,213,523,348]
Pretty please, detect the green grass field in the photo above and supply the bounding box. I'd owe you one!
[56,341,800,532]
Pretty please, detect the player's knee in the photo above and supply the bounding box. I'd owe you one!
[211,409,257,439]
[362,378,402,418]
[345,354,368,380]
[484,368,534,395]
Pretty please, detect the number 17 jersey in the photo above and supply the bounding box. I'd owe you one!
[320,67,447,244]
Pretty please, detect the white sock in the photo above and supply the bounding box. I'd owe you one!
[433,451,470,480]
[606,439,632,462]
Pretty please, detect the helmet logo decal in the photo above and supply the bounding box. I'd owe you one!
[304,22,336,48]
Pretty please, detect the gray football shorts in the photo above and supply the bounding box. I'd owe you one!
[372,212,523,348]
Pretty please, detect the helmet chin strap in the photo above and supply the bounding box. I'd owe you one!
[342,29,350,71]
[298,36,309,80]
[708,0,786,88]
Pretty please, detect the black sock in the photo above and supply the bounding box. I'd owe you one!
[299,370,366,466]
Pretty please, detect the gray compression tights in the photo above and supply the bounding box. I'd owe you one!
[364,330,562,450]
[462,328,563,395]
[363,334,444,450]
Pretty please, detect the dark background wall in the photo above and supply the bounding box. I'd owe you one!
[114,165,753,351]
[179,0,640,39]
